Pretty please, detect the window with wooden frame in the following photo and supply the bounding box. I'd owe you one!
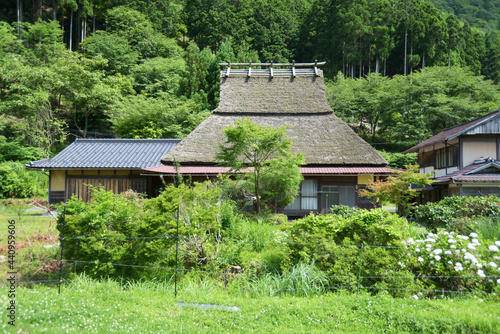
[285,179,318,211]
[435,146,457,169]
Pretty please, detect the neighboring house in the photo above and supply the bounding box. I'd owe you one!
[26,138,180,204]
[404,109,500,202]
[143,62,392,216]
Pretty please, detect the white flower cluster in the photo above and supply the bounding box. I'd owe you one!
[409,232,500,282]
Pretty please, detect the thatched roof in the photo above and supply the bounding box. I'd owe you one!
[161,67,386,166]
[161,113,386,165]
[216,75,331,114]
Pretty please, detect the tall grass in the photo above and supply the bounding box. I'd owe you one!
[229,215,283,252]
[250,262,327,297]
[476,216,500,241]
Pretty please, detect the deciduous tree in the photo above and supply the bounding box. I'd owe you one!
[216,118,304,213]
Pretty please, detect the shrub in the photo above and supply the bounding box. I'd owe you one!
[58,182,227,279]
[415,196,500,231]
[137,181,223,270]
[286,209,415,295]
[56,187,143,278]
[0,161,48,198]
[406,231,500,294]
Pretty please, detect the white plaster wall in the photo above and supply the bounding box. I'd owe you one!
[463,139,496,166]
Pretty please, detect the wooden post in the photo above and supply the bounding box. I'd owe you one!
[174,206,180,298]
[292,60,296,78]
[58,207,66,295]
[225,61,231,77]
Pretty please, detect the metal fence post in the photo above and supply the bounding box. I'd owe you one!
[174,205,180,298]
[58,206,66,295]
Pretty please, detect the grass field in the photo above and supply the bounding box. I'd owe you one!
[0,203,59,282]
[1,203,500,333]
[2,277,499,333]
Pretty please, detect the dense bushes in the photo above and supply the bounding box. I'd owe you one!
[286,207,416,295]
[58,182,225,279]
[414,196,500,231]
[406,231,500,294]
[58,191,500,296]
[0,161,48,198]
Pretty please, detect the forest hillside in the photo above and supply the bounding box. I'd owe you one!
[1,0,500,160]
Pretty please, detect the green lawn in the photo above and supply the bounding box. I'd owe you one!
[2,279,499,333]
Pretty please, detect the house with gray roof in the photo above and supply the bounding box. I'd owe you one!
[405,109,500,202]
[27,138,180,204]
[143,62,392,215]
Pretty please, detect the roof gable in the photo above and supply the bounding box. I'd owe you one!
[405,109,500,153]
[27,138,181,169]
[161,64,387,166]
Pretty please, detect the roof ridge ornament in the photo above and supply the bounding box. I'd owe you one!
[219,61,326,67]
[219,60,326,78]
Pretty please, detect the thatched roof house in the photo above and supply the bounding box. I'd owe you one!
[144,62,390,215]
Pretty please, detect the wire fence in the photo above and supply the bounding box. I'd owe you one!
[9,210,500,298]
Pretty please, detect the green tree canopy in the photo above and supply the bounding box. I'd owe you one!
[216,118,304,213]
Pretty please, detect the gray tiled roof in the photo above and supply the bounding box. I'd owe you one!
[27,139,181,169]
[434,161,500,183]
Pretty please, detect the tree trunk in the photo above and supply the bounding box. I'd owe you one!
[76,8,80,49]
[368,45,372,74]
[92,0,96,34]
[254,169,261,214]
[404,28,408,77]
[422,53,426,69]
[376,57,380,74]
[17,0,21,39]
[359,36,362,78]
[342,42,345,77]
[410,43,413,75]
[53,0,57,21]
[69,8,73,51]
[60,0,64,43]
[35,0,42,21]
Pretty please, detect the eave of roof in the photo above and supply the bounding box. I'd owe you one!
[142,165,394,176]
[433,161,500,183]
[404,109,500,153]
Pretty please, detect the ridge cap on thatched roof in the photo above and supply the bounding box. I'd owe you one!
[219,60,325,78]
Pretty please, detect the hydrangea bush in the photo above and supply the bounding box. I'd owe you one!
[405,231,500,293]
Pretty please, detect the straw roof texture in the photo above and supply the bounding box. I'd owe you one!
[216,74,331,114]
[161,71,386,166]
[161,113,386,165]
